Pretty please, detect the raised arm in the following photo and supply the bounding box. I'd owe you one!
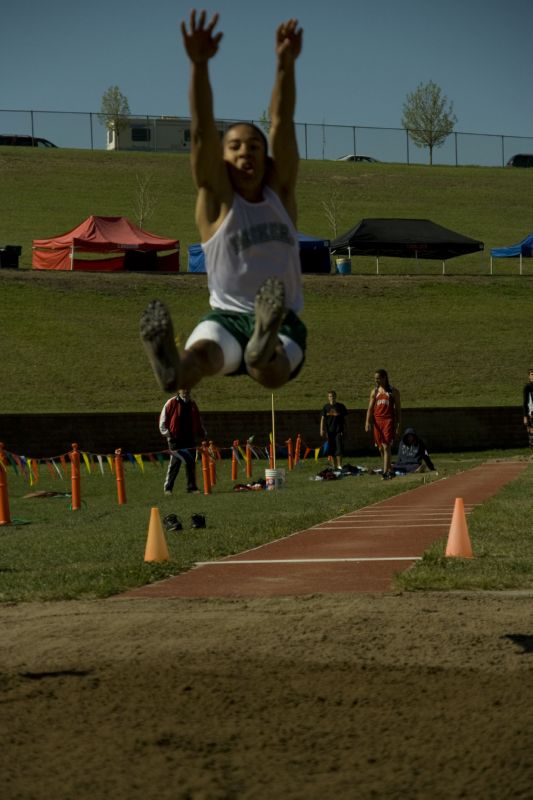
[181,10,230,232]
[268,19,302,223]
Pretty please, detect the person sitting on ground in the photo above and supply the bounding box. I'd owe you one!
[140,10,306,393]
[393,427,436,474]
[320,389,348,469]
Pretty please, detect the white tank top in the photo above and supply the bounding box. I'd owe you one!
[201,186,303,313]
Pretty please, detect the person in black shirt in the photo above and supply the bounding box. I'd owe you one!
[522,368,533,448]
[320,390,348,469]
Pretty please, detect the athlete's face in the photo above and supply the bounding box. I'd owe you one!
[328,392,336,404]
[223,124,267,191]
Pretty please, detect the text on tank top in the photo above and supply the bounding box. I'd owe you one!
[201,186,304,314]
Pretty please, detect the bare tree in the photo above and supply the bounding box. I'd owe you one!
[133,173,157,229]
[258,109,271,136]
[401,80,457,165]
[98,86,131,149]
[322,190,343,239]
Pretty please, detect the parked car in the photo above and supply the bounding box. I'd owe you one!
[336,154,380,163]
[506,154,533,168]
[0,135,57,148]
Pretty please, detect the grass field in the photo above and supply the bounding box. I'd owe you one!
[1,147,533,413]
[2,148,533,600]
[1,268,532,412]
[2,450,532,602]
[1,146,533,268]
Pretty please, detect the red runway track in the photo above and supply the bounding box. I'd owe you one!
[123,461,527,598]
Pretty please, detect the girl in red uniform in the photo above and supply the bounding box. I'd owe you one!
[365,369,401,479]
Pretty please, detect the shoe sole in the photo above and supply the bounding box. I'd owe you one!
[244,278,286,369]
[140,299,181,392]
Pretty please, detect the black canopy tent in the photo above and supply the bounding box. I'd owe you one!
[331,218,484,274]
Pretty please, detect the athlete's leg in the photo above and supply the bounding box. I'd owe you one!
[141,307,239,391]
[383,443,393,474]
[181,319,242,388]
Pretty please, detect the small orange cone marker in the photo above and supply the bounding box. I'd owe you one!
[144,507,169,563]
[445,497,473,558]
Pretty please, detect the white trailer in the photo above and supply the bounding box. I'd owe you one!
[106,116,231,152]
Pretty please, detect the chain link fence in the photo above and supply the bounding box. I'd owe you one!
[1,108,533,167]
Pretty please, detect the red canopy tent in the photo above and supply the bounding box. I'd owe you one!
[32,215,180,271]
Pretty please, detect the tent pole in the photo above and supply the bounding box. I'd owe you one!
[490,257,493,276]
[376,257,379,275]
[70,244,74,271]
[442,261,445,275]
[520,253,523,276]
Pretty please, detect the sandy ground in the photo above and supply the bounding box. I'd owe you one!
[2,592,533,800]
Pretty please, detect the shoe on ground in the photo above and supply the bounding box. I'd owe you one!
[163,513,183,532]
[191,513,206,529]
[187,487,200,494]
[164,489,172,496]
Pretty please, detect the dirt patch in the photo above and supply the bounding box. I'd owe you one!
[2,592,533,799]
[0,268,207,297]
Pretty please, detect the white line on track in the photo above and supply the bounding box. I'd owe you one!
[312,523,449,530]
[196,557,423,565]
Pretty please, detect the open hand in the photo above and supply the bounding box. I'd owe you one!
[275,18,303,61]
[181,9,223,63]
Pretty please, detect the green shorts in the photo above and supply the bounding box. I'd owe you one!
[200,308,307,379]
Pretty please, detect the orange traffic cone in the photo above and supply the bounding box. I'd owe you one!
[445,497,473,558]
[144,507,169,563]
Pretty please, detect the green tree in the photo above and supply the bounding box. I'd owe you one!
[401,80,457,165]
[98,86,131,149]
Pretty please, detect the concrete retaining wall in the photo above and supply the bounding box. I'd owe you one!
[0,407,525,458]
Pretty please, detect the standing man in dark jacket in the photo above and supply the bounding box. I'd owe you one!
[159,388,206,494]
[320,390,348,469]
[522,368,533,448]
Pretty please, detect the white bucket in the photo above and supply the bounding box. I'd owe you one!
[265,468,285,490]
[335,256,351,275]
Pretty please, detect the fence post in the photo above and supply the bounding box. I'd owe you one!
[231,440,239,481]
[70,443,81,511]
[286,437,294,470]
[208,441,217,486]
[0,442,11,526]
[294,433,302,466]
[114,448,127,505]
[245,442,252,479]
[201,441,211,495]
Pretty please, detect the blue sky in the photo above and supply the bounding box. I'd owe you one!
[2,0,532,137]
